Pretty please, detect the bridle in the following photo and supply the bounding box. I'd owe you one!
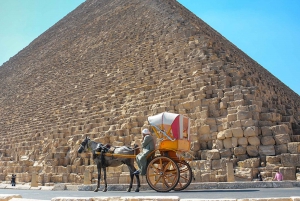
[78,137,91,153]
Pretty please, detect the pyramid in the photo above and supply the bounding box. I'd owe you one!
[0,0,299,184]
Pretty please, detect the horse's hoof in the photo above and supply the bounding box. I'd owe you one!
[127,188,131,192]
[103,189,107,192]
[135,189,140,192]
[94,189,98,192]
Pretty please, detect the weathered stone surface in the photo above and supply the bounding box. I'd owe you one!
[231,127,243,138]
[205,149,221,160]
[0,0,298,185]
[238,158,260,168]
[234,147,246,155]
[261,126,273,136]
[246,145,259,157]
[261,136,276,146]
[248,136,260,146]
[281,153,300,167]
[259,145,275,156]
[288,142,300,154]
[238,137,248,147]
[280,167,296,180]
[274,134,291,145]
[244,126,258,137]
[266,156,281,164]
[223,138,233,149]
[275,144,288,155]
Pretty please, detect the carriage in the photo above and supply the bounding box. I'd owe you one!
[145,112,193,192]
[78,112,193,192]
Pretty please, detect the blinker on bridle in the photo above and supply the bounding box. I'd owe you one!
[80,138,91,151]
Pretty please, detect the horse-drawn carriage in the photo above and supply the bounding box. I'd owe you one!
[78,112,193,192]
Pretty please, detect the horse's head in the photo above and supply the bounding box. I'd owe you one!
[78,136,90,153]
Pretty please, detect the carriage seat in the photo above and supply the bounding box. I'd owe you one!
[147,151,155,164]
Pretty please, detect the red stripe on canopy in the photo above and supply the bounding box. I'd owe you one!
[171,115,180,139]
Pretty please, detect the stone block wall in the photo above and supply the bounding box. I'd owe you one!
[0,0,299,185]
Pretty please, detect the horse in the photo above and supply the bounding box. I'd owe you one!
[77,136,141,192]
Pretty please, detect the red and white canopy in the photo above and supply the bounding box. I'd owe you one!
[148,112,190,140]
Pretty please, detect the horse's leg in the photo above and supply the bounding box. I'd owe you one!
[135,173,141,192]
[95,164,101,192]
[103,167,107,192]
[127,161,139,192]
[127,169,134,192]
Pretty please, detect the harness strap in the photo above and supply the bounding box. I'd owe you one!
[95,152,137,159]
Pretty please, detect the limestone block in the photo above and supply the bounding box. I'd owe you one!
[280,166,296,180]
[224,129,233,138]
[237,111,251,120]
[249,104,261,112]
[223,138,232,149]
[274,134,291,145]
[199,125,210,135]
[248,136,260,146]
[266,156,281,164]
[232,137,238,147]
[231,100,244,107]
[228,107,237,114]
[227,113,237,122]
[261,126,272,136]
[241,119,257,127]
[230,120,242,128]
[234,93,243,100]
[259,121,274,127]
[288,142,300,154]
[206,149,220,160]
[252,111,260,120]
[218,122,229,132]
[271,124,289,135]
[261,136,275,146]
[220,101,227,109]
[281,153,300,167]
[234,146,246,155]
[199,134,211,142]
[231,127,243,138]
[220,149,232,158]
[259,145,275,156]
[217,130,226,140]
[205,118,216,125]
[275,144,288,155]
[51,175,62,183]
[200,173,211,182]
[211,159,222,170]
[238,137,248,147]
[200,110,209,119]
[191,141,200,151]
[247,145,259,157]
[260,112,282,122]
[237,105,248,111]
[244,126,258,137]
[234,168,252,181]
[214,139,223,150]
[238,158,260,168]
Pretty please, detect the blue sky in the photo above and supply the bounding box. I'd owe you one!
[0,0,299,95]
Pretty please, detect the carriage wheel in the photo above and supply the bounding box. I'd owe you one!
[173,160,193,191]
[146,156,180,192]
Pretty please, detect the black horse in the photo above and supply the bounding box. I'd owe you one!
[77,136,141,192]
